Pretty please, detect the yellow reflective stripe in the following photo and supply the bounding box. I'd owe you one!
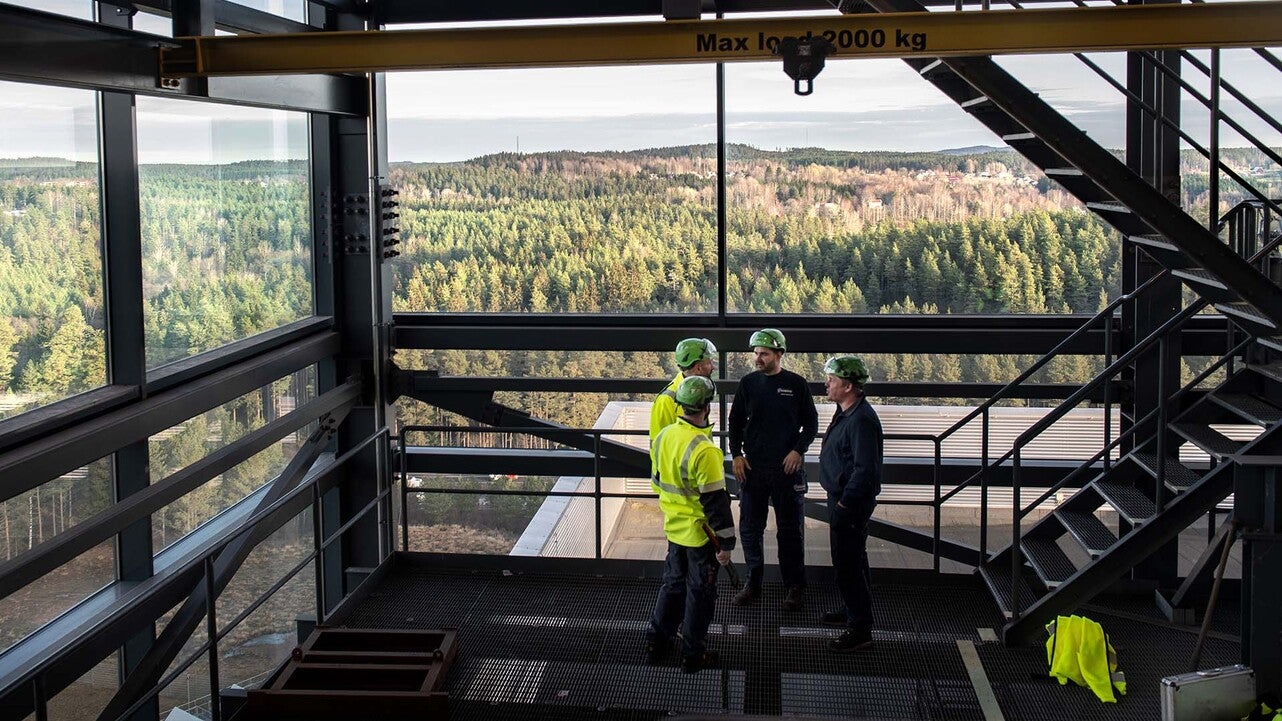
[701,480,726,493]
[659,389,677,400]
[679,434,711,487]
[651,425,676,484]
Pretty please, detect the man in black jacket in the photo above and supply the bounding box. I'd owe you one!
[818,355,882,652]
[728,328,819,610]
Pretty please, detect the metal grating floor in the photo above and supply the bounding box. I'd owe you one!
[342,563,1241,720]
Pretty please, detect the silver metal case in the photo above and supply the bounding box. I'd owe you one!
[1160,664,1256,721]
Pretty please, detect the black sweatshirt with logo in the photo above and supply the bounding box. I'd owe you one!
[728,369,819,469]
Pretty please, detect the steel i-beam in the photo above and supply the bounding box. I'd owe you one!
[159,2,1282,78]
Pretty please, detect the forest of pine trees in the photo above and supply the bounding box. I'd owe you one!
[1,144,1278,552]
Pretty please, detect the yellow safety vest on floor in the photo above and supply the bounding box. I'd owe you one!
[1045,615,1127,703]
[651,417,728,547]
[1242,699,1282,721]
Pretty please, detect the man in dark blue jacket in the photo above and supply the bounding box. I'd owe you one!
[818,355,882,652]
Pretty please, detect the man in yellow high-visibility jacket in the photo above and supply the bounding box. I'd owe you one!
[649,337,717,447]
[645,375,736,674]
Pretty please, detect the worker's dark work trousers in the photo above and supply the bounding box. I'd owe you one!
[648,541,719,656]
[828,497,875,633]
[738,467,807,589]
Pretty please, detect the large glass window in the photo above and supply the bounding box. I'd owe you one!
[0,461,114,654]
[150,366,317,551]
[0,82,104,420]
[725,56,1120,314]
[136,99,311,369]
[387,64,717,314]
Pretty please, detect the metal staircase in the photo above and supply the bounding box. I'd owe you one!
[982,351,1282,643]
[853,0,1282,643]
[863,0,1282,330]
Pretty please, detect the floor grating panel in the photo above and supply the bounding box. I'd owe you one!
[342,565,1242,720]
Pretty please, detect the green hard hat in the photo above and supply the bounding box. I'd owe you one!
[674,375,716,410]
[824,355,870,385]
[749,328,786,352]
[674,337,717,367]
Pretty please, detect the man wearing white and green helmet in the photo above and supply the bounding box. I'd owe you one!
[818,355,882,653]
[649,337,717,447]
[728,328,818,611]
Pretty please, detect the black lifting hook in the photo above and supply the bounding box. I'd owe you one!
[773,36,838,96]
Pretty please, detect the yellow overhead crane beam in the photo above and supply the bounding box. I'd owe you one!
[159,1,1282,78]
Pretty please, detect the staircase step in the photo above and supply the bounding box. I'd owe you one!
[1001,131,1036,142]
[1172,267,1228,291]
[960,95,991,109]
[1128,233,1177,252]
[1210,392,1282,425]
[1021,537,1076,588]
[1094,479,1155,524]
[1217,302,1278,330]
[1131,451,1201,493]
[1044,167,1084,177]
[1087,201,1131,214]
[1249,360,1282,383]
[1055,508,1117,558]
[1172,422,1244,458]
[919,58,945,75]
[1258,336,1282,354]
[979,561,1040,619]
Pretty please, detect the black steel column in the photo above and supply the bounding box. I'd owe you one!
[172,0,215,95]
[96,4,157,719]
[1125,0,1182,584]
[1234,460,1282,697]
[312,3,388,608]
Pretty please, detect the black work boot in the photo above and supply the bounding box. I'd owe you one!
[821,609,847,626]
[681,649,720,673]
[644,635,671,665]
[829,629,873,653]
[731,583,761,606]
[781,585,805,611]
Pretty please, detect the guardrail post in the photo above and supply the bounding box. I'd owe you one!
[933,438,941,573]
[1011,447,1022,619]
[594,433,603,560]
[204,557,222,721]
[980,409,990,561]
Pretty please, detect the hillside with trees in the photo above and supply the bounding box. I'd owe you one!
[1,145,1277,555]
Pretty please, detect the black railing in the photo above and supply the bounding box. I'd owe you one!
[23,429,394,721]
[397,425,938,561]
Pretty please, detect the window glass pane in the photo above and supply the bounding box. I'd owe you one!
[24,0,92,20]
[0,82,104,420]
[724,57,1121,314]
[150,366,317,551]
[22,656,118,721]
[0,542,114,654]
[217,509,313,690]
[131,11,173,36]
[137,99,311,369]
[227,0,306,22]
[387,65,717,313]
[0,458,114,652]
[157,640,211,720]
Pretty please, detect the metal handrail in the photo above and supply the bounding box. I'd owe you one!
[100,429,392,721]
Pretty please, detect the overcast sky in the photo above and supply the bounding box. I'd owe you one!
[3,6,1281,163]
